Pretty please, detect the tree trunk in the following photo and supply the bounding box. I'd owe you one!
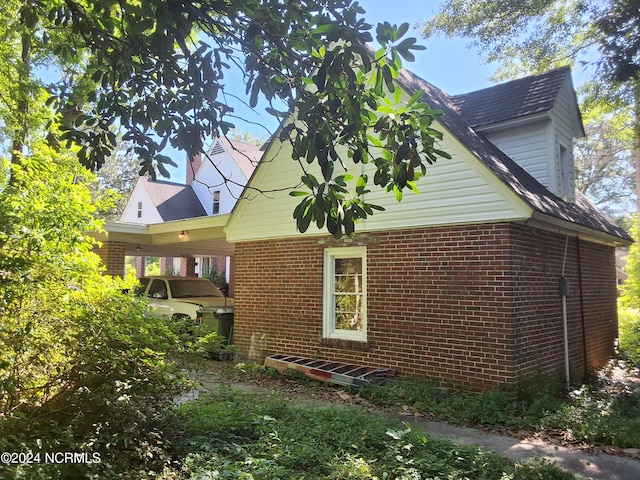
[635,80,640,231]
[9,30,32,185]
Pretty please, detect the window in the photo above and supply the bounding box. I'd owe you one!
[147,279,168,299]
[323,246,367,342]
[212,190,221,215]
[559,145,572,200]
[137,201,143,218]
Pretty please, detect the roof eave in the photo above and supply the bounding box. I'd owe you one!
[526,212,633,247]
[473,111,551,133]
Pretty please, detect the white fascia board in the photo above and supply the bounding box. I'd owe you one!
[147,213,230,236]
[473,112,551,134]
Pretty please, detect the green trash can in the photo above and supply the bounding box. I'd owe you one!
[199,308,234,343]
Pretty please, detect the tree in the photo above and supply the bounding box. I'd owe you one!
[421,0,639,221]
[576,117,636,229]
[0,150,189,478]
[89,141,144,220]
[597,0,640,86]
[3,0,450,238]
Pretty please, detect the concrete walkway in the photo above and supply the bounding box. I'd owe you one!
[182,370,640,480]
[402,416,640,480]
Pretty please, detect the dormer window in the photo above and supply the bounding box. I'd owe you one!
[559,144,574,202]
[212,191,220,215]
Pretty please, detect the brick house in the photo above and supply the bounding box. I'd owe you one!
[224,67,632,391]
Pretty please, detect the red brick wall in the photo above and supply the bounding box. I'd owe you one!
[98,241,126,277]
[234,223,618,391]
[578,240,618,371]
[509,226,584,382]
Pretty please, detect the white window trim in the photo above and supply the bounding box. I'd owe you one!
[323,246,367,342]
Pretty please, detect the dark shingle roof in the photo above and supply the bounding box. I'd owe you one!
[142,178,207,221]
[395,68,631,243]
[450,67,571,128]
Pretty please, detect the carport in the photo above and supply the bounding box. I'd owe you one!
[93,214,233,278]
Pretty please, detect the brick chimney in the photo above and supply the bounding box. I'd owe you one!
[186,152,202,184]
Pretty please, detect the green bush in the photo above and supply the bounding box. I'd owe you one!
[202,267,228,294]
[0,154,191,479]
[618,306,640,365]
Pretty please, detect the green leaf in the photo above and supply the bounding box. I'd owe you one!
[393,184,403,202]
[393,86,402,104]
[397,22,410,39]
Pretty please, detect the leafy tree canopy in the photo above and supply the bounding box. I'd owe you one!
[421,1,640,96]
[3,0,450,238]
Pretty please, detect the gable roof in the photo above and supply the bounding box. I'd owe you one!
[139,177,207,221]
[450,67,579,130]
[203,137,262,179]
[395,68,631,243]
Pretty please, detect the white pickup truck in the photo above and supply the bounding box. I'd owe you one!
[136,276,234,340]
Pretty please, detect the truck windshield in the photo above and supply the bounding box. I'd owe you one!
[169,279,224,298]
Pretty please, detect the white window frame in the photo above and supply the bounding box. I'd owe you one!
[323,246,367,342]
[559,144,571,200]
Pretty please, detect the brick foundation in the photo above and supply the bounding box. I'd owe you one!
[234,223,618,391]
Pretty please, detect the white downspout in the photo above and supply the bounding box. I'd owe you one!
[561,235,570,389]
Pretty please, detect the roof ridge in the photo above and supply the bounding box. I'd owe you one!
[450,67,571,128]
[452,66,571,100]
[143,176,188,188]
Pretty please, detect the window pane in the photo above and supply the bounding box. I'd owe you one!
[334,257,362,294]
[334,274,362,293]
[324,247,366,341]
[335,257,362,275]
[335,309,363,331]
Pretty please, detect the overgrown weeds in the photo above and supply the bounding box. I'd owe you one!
[359,376,565,429]
[359,361,640,449]
[223,358,640,452]
[162,387,577,479]
[542,361,640,448]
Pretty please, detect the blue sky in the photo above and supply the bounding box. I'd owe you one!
[170,1,499,182]
[227,1,498,137]
[360,0,497,94]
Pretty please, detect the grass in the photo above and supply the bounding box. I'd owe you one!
[153,314,640,478]
[215,358,640,451]
[162,386,577,479]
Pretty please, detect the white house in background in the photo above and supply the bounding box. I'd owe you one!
[120,136,262,281]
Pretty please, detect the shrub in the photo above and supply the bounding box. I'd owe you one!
[202,267,228,295]
[0,154,190,479]
[618,306,640,365]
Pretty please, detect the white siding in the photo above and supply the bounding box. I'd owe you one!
[120,181,164,224]
[548,78,578,201]
[226,123,533,243]
[191,146,250,216]
[483,121,551,188]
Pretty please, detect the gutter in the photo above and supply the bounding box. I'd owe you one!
[525,213,633,247]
